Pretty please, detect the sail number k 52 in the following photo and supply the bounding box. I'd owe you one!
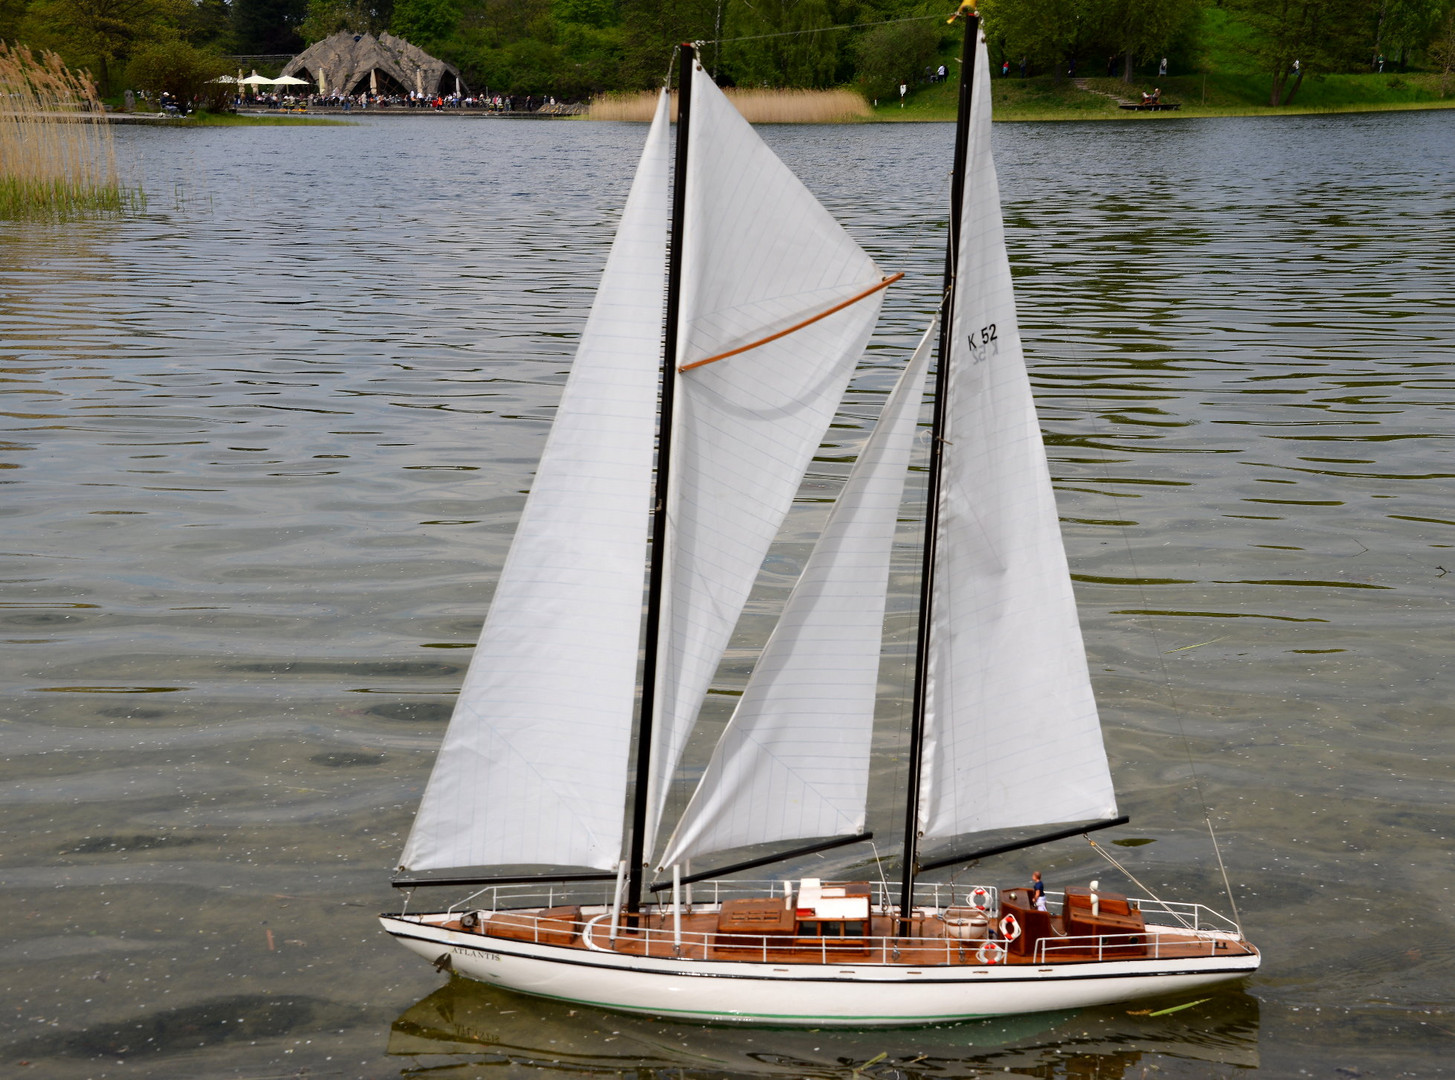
[968,323,998,363]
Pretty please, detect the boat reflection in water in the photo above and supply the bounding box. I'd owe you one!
[388,977,1260,1078]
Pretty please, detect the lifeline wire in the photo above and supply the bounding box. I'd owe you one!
[696,13,944,47]
[1086,836,1196,932]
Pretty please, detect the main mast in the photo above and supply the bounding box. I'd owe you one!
[626,43,695,915]
[897,7,978,927]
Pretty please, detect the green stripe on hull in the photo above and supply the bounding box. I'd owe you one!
[481,983,991,1024]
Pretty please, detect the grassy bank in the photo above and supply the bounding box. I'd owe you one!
[876,69,1455,122]
[585,72,1454,124]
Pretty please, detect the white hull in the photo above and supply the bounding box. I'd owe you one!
[381,912,1259,1027]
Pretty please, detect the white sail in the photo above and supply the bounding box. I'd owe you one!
[398,93,672,874]
[918,31,1117,842]
[644,62,888,853]
[660,324,935,869]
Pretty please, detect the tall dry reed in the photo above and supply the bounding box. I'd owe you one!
[590,87,871,124]
[0,41,127,219]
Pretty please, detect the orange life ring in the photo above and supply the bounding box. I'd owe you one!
[976,940,1006,964]
[999,913,1022,942]
[969,886,991,910]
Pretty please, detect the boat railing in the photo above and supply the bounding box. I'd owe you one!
[444,882,619,917]
[577,913,1015,966]
[443,879,999,918]
[1032,923,1239,964]
[1125,896,1242,935]
[447,892,1242,966]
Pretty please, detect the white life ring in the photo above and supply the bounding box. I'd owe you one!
[999,913,1022,942]
[976,940,1006,965]
[969,886,991,911]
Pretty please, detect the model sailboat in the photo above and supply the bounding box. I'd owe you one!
[381,13,1260,1026]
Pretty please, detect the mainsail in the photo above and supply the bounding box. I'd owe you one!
[660,324,935,869]
[918,30,1117,843]
[398,93,672,875]
[644,63,890,853]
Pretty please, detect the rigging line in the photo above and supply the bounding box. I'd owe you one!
[1208,814,1243,935]
[1086,837,1196,932]
[869,841,895,913]
[694,13,945,47]
[1069,351,1240,925]
[678,274,903,373]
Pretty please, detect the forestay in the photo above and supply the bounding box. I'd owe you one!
[660,323,935,869]
[398,93,672,875]
[644,63,889,853]
[918,32,1117,842]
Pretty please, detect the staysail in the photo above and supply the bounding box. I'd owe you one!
[643,62,890,853]
[660,324,935,869]
[398,93,672,875]
[918,29,1117,843]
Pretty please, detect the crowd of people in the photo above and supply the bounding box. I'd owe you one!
[234,89,577,114]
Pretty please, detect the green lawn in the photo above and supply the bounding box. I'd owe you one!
[868,69,1455,122]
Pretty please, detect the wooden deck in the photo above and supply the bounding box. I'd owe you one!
[450,898,1255,968]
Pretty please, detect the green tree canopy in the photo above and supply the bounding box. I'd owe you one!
[1230,0,1367,104]
[978,0,1093,77]
[1091,0,1203,81]
[126,36,228,102]
[20,0,179,91]
[300,0,393,41]
[391,0,460,51]
[231,0,307,53]
[723,0,841,88]
[1376,0,1453,66]
[852,14,940,97]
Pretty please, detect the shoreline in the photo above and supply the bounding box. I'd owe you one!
[105,95,1455,127]
[883,98,1455,123]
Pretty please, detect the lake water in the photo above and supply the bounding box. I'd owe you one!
[2,107,1453,1078]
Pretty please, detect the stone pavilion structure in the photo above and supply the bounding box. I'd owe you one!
[281,31,465,97]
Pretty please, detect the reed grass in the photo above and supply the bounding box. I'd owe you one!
[590,87,871,124]
[0,41,132,219]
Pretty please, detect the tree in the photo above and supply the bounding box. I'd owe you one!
[300,0,394,41]
[231,0,307,53]
[1230,0,1365,105]
[126,37,229,104]
[724,0,841,88]
[616,0,715,89]
[1375,0,1450,68]
[391,0,460,50]
[1091,0,1203,82]
[852,15,939,98]
[20,0,176,92]
[1,0,34,42]
[1431,3,1455,94]
[978,0,1095,79]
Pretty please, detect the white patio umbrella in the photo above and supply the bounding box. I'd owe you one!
[273,75,309,87]
[238,72,275,101]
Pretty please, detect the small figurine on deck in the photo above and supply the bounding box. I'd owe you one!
[1030,871,1047,912]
